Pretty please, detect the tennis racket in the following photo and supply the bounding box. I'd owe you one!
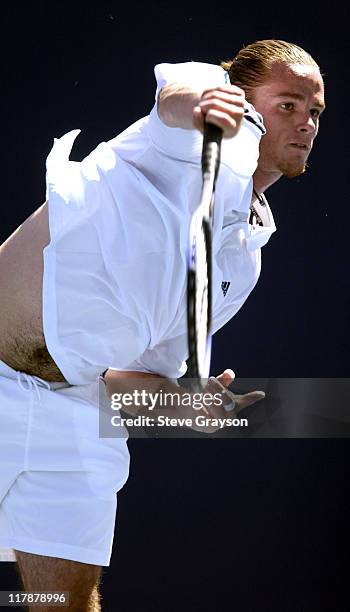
[186,122,223,390]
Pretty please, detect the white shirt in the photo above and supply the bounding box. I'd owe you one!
[43,62,276,385]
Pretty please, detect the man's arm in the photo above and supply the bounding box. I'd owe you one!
[157,82,246,139]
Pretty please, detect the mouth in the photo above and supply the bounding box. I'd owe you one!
[289,143,310,151]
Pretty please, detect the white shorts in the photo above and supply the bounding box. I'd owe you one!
[0,358,130,566]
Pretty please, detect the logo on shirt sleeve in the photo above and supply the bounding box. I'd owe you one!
[244,102,266,134]
[221,281,231,297]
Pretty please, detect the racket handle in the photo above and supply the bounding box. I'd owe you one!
[201,123,223,181]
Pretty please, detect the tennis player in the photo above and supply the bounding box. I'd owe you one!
[0,39,325,610]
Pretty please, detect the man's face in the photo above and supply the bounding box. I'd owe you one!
[251,62,325,179]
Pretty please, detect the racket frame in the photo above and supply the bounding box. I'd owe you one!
[186,173,215,385]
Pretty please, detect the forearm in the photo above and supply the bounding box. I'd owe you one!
[157,83,202,129]
[104,371,196,420]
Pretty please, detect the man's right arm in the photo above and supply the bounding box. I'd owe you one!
[157,82,246,139]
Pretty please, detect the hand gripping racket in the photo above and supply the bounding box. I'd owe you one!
[187,122,223,390]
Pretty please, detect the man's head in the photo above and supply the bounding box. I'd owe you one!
[221,40,325,182]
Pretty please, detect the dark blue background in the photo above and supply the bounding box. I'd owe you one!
[1,2,349,610]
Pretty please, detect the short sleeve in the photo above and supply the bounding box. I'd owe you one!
[109,336,189,381]
[146,61,229,161]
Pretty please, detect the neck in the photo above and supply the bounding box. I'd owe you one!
[252,166,282,200]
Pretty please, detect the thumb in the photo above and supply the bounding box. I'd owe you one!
[215,369,235,388]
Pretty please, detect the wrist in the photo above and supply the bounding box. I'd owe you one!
[158,84,202,129]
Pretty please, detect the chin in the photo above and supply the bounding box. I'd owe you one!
[278,162,308,179]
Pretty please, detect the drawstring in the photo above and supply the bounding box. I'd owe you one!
[16,371,51,401]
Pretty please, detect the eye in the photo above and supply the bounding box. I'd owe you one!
[280,102,294,111]
[310,108,321,118]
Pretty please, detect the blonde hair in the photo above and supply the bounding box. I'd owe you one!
[220,39,321,102]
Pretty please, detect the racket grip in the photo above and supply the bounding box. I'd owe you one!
[201,123,223,181]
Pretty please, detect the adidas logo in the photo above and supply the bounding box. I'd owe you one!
[221,281,230,297]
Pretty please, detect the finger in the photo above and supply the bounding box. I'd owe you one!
[193,102,244,138]
[192,105,205,132]
[198,99,245,118]
[199,94,245,111]
[204,375,235,416]
[204,109,242,138]
[201,85,245,98]
[236,391,265,411]
[217,369,235,386]
[198,98,244,116]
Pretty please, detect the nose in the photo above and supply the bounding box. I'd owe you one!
[298,113,317,134]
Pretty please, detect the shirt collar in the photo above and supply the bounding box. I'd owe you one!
[246,193,277,251]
